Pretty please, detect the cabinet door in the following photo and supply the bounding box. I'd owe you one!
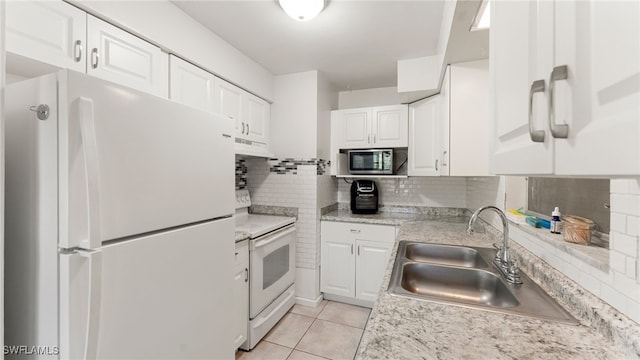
[371,105,408,148]
[341,108,372,149]
[86,15,168,97]
[169,55,216,112]
[438,67,451,176]
[233,241,249,350]
[243,93,269,145]
[491,0,553,175]
[355,240,393,302]
[320,223,355,298]
[553,0,640,175]
[408,96,441,176]
[6,0,86,72]
[214,78,244,138]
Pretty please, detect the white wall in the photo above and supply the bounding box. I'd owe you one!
[70,0,274,101]
[338,86,410,109]
[1,0,5,349]
[317,71,337,161]
[271,71,318,159]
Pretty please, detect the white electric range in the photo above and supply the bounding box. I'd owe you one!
[235,189,296,351]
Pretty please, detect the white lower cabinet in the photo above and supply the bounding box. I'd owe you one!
[321,221,395,307]
[233,240,249,350]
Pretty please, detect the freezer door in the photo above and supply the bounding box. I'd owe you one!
[59,218,234,359]
[59,70,234,248]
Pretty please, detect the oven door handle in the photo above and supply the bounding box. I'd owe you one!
[252,226,296,250]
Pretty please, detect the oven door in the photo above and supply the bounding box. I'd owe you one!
[249,226,296,319]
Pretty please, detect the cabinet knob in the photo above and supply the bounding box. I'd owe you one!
[528,79,546,142]
[548,65,569,139]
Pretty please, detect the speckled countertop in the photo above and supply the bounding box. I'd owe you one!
[321,211,639,359]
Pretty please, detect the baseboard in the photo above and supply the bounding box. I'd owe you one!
[322,293,374,308]
[295,294,323,308]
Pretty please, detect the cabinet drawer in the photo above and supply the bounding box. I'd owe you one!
[322,221,396,244]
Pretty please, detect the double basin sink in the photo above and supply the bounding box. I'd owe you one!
[388,241,578,325]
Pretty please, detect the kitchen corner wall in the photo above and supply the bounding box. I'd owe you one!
[245,158,337,306]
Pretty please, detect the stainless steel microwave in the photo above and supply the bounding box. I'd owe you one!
[348,149,394,175]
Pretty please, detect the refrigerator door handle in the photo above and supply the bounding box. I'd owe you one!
[59,249,103,360]
[77,97,102,250]
[78,249,103,360]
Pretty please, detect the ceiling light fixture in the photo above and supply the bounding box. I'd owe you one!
[279,0,325,22]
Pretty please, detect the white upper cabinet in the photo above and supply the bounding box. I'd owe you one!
[449,60,490,176]
[408,66,450,177]
[243,93,270,145]
[87,15,168,98]
[215,77,271,151]
[6,1,168,98]
[6,0,87,72]
[169,55,216,112]
[332,105,408,150]
[491,0,640,176]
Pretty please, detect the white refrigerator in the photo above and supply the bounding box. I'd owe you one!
[5,70,236,359]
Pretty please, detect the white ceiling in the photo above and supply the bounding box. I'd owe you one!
[171,0,448,91]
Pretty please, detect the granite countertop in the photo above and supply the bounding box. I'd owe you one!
[320,212,638,359]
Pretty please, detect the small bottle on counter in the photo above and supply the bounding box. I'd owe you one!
[550,207,561,234]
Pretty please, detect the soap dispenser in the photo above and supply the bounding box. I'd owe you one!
[550,207,561,234]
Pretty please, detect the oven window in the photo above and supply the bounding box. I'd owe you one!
[263,245,290,290]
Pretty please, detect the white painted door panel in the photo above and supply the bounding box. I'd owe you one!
[169,55,216,112]
[87,15,167,97]
[355,240,392,302]
[62,71,234,244]
[233,240,249,350]
[408,96,440,176]
[320,239,355,298]
[215,78,244,137]
[491,0,553,175]
[553,0,640,175]
[6,0,86,72]
[372,105,408,148]
[342,108,371,149]
[60,219,235,360]
[244,93,269,144]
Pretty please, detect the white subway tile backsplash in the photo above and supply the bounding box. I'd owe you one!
[611,194,640,216]
[611,213,627,233]
[627,258,637,280]
[611,232,639,257]
[610,250,627,274]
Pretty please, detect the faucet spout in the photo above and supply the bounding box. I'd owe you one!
[467,206,522,285]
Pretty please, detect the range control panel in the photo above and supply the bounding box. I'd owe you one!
[235,189,252,209]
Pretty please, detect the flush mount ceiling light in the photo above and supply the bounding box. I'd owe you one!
[279,0,325,22]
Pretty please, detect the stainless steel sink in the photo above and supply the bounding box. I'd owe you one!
[403,243,489,268]
[400,263,519,308]
[389,241,579,325]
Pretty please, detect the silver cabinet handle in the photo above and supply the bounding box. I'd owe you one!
[350,229,361,234]
[357,245,360,256]
[244,268,248,282]
[435,159,439,171]
[91,48,99,69]
[443,150,448,166]
[548,65,569,139]
[74,40,83,62]
[351,244,354,254]
[368,134,371,144]
[246,123,250,135]
[528,79,546,142]
[241,122,245,134]
[373,134,376,144]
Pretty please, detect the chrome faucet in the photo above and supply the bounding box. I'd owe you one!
[467,206,522,285]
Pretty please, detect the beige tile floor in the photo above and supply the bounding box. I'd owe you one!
[236,301,371,360]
